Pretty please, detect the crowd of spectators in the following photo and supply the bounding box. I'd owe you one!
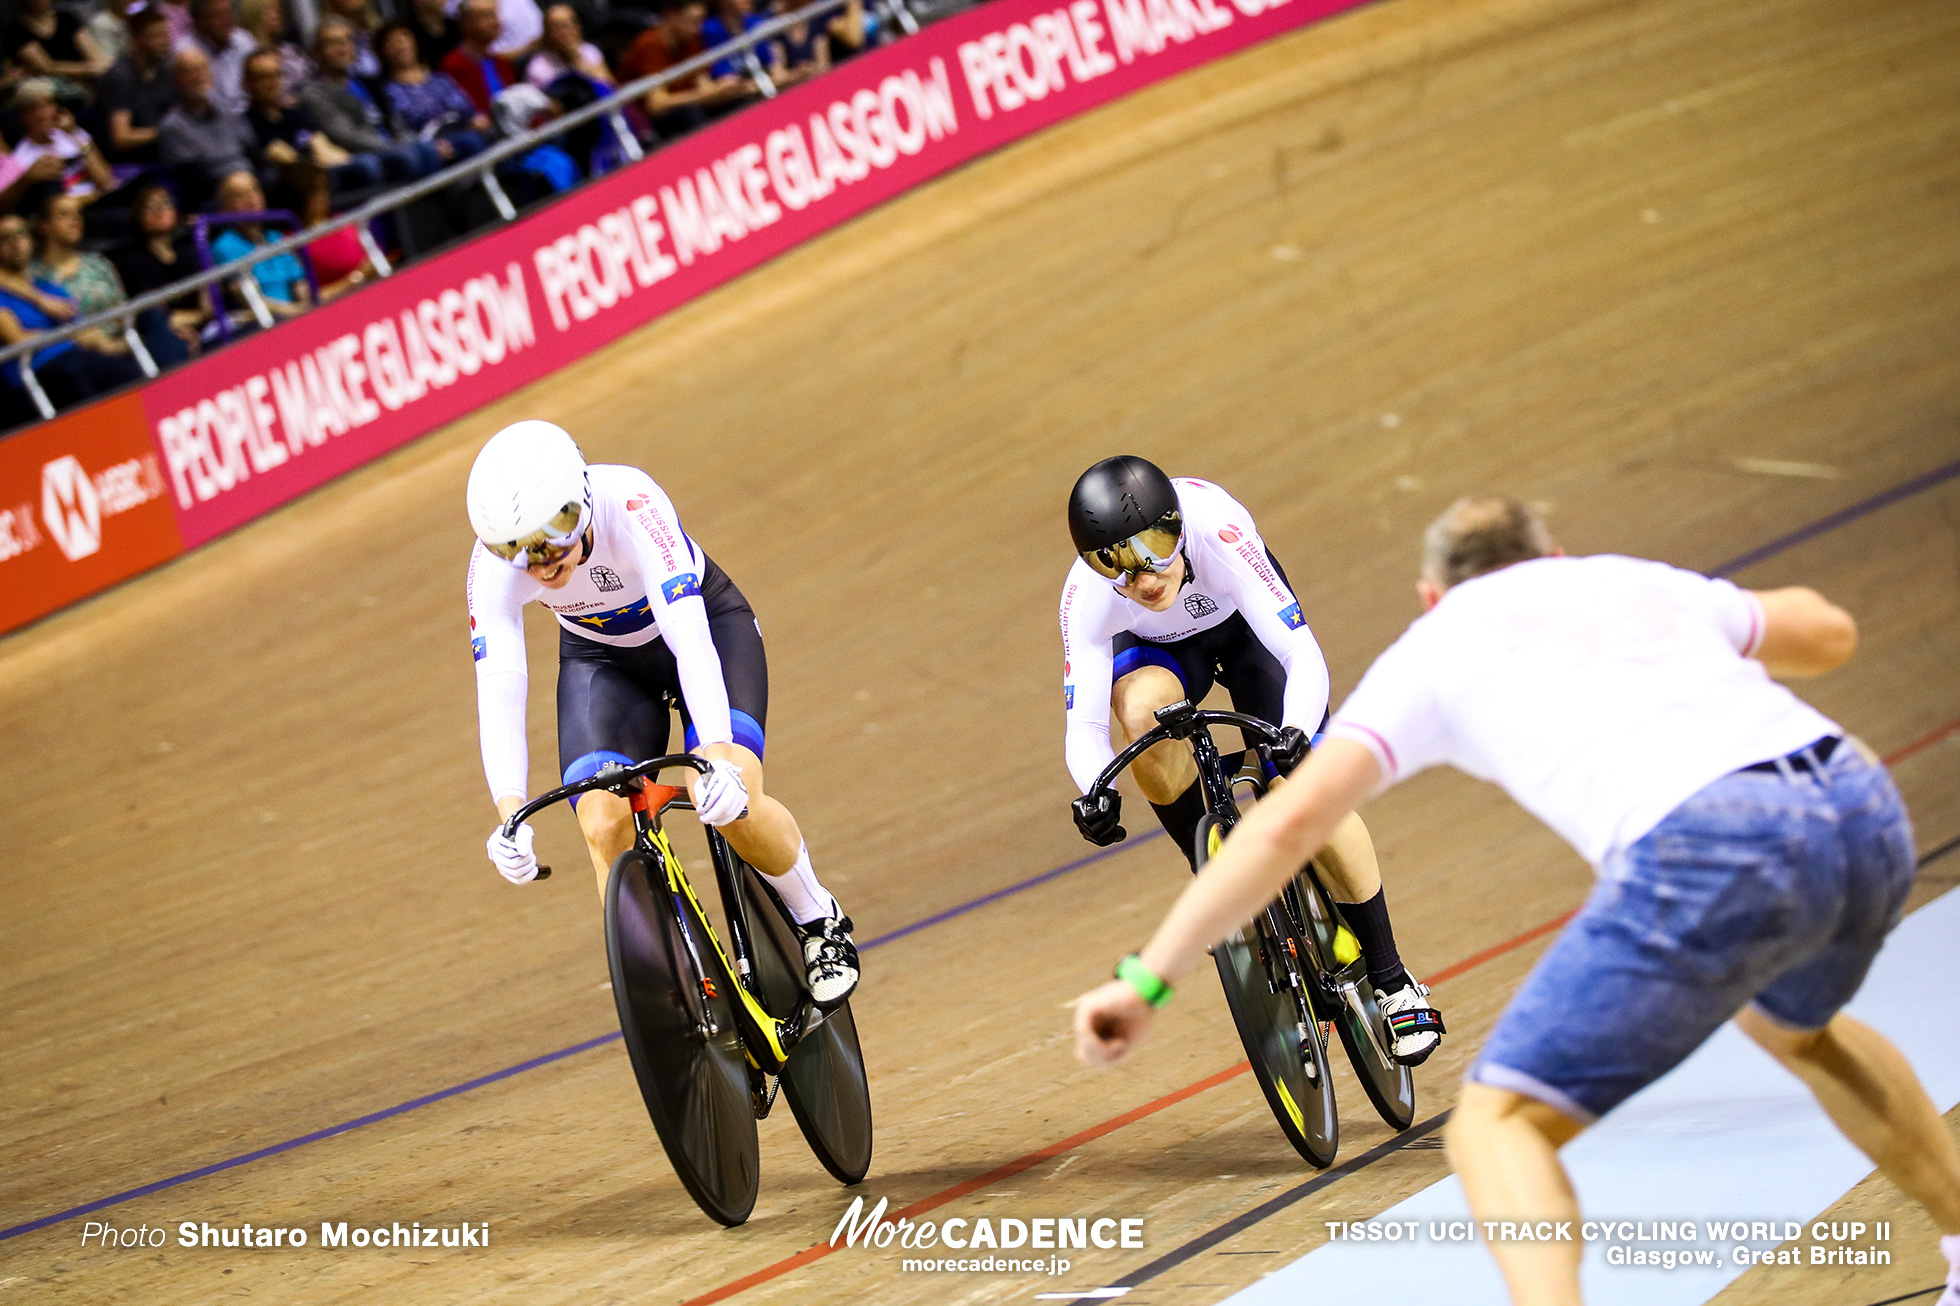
[0,0,894,426]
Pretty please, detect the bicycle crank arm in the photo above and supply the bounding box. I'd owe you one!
[749,1066,782,1120]
[1337,979,1393,1064]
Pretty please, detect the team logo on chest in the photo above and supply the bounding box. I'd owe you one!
[1185,593,1219,618]
[589,565,624,593]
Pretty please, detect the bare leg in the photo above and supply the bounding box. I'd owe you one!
[1737,1008,1960,1232]
[1111,666,1195,803]
[689,742,802,876]
[574,789,636,900]
[1313,810,1382,901]
[1448,1081,1589,1306]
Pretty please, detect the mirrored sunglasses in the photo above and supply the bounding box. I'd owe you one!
[1080,518,1183,583]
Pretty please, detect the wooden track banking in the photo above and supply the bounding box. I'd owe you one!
[4,0,1957,1301]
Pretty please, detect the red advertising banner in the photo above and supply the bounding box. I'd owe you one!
[2,0,1366,632]
[0,390,185,631]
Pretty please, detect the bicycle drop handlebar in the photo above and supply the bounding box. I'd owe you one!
[499,756,713,880]
[1083,705,1285,801]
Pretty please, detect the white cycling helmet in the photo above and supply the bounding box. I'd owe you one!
[467,420,591,568]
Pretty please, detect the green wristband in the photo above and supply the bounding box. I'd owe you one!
[1115,953,1173,1008]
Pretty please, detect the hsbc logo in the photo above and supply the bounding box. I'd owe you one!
[12,452,167,565]
[41,455,101,560]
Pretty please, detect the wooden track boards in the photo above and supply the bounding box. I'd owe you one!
[3,0,1957,1301]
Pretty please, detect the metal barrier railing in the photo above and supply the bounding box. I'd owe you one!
[0,0,924,418]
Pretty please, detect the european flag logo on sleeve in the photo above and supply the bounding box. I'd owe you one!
[471,636,487,662]
[660,573,702,604]
[1278,602,1305,630]
[1064,685,1075,710]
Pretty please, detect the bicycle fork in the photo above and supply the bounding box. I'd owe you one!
[1252,911,1329,1086]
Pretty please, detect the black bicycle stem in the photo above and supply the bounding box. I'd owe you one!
[1085,703,1284,801]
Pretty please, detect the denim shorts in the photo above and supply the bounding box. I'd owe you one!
[1470,740,1916,1123]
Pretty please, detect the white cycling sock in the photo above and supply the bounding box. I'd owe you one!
[764,843,837,925]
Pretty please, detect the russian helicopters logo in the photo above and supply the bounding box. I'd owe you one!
[19,452,167,563]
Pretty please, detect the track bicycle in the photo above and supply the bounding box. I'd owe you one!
[501,754,873,1226]
[1082,700,1416,1166]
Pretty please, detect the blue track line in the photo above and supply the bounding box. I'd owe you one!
[855,830,1166,951]
[0,1033,621,1241]
[1710,457,1960,577]
[6,456,1957,1243]
[0,830,1171,1243]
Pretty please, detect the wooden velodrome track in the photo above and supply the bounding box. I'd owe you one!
[5,0,1958,1300]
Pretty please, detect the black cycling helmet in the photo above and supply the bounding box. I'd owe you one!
[1067,455,1184,581]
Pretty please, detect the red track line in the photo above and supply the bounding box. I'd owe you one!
[1883,717,1960,767]
[680,714,1960,1305]
[1421,910,1577,987]
[681,1063,1252,1306]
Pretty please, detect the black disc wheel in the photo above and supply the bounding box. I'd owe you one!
[737,865,875,1185]
[1199,815,1338,1168]
[606,847,759,1227]
[1294,869,1416,1132]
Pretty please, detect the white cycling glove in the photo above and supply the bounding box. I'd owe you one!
[693,758,749,827]
[487,822,539,884]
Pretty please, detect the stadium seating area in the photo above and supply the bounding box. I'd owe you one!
[0,0,905,427]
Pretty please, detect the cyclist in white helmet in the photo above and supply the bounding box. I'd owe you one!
[466,421,858,1005]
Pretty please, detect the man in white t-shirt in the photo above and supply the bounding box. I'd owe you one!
[1071,498,1960,1306]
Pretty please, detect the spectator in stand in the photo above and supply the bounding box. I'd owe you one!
[523,5,615,174]
[441,0,577,192]
[110,182,211,354]
[824,0,874,65]
[1,0,112,104]
[0,142,64,216]
[319,0,382,75]
[301,18,450,177]
[241,0,314,97]
[525,4,609,89]
[209,170,312,319]
[448,0,542,62]
[154,0,194,46]
[406,0,461,76]
[618,0,744,138]
[374,20,485,159]
[305,221,372,301]
[157,47,258,209]
[177,0,259,114]
[10,81,116,203]
[699,0,766,80]
[439,0,515,110]
[99,8,178,165]
[243,47,347,224]
[87,0,134,68]
[762,0,828,88]
[30,186,192,365]
[26,188,119,313]
[0,213,141,410]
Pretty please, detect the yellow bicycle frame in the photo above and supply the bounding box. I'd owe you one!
[641,816,796,1072]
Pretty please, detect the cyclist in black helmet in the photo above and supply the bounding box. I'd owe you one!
[1059,455,1443,1064]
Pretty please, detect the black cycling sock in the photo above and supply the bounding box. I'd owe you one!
[1150,781,1208,871]
[1336,887,1410,991]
